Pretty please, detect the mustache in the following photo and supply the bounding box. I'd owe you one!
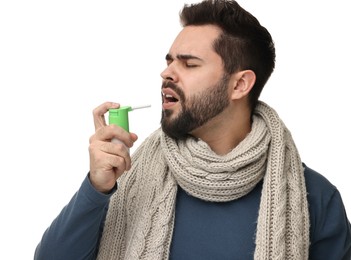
[161,81,185,101]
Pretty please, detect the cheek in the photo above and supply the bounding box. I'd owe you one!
[179,63,225,95]
[182,75,220,97]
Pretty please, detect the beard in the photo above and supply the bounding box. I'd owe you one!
[161,74,230,140]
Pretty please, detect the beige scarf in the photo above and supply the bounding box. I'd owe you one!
[97,101,310,260]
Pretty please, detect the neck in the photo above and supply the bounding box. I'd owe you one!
[191,105,252,155]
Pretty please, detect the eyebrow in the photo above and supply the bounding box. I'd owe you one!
[165,53,204,62]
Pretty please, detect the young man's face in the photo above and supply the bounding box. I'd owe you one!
[160,25,231,139]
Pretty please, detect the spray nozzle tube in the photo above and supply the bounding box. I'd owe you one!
[109,105,151,132]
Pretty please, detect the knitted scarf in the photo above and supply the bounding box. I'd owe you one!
[97,101,310,260]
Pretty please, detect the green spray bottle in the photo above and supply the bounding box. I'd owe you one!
[108,105,151,148]
[109,105,151,131]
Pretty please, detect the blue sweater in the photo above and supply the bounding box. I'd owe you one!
[34,164,351,259]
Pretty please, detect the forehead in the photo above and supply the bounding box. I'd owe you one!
[169,25,222,59]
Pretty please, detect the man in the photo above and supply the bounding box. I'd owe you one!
[34,0,351,259]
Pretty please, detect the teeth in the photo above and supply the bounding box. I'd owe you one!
[162,92,174,98]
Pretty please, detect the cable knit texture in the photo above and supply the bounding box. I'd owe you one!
[97,101,310,260]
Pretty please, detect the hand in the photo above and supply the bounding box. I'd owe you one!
[88,102,138,193]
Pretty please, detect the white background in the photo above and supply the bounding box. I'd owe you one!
[1,0,350,259]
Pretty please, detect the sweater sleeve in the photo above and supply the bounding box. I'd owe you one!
[34,174,116,260]
[309,188,351,260]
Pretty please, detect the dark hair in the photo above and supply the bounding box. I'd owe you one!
[180,0,276,110]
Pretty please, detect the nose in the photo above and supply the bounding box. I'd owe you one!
[160,65,178,82]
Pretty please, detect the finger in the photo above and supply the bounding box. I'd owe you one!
[130,132,139,142]
[100,141,132,170]
[92,125,136,148]
[93,102,120,131]
[106,154,128,175]
[89,140,130,175]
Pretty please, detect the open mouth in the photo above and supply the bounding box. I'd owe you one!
[162,89,180,110]
[162,88,180,104]
[164,93,179,103]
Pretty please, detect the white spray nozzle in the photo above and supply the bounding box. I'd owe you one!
[131,104,152,110]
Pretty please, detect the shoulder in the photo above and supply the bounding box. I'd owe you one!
[303,163,351,254]
[303,163,337,199]
[303,162,340,220]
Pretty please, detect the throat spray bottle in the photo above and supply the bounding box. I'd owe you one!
[108,105,151,148]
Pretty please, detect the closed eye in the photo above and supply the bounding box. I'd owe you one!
[165,53,203,68]
[185,63,199,68]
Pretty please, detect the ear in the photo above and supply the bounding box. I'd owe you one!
[229,70,256,101]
